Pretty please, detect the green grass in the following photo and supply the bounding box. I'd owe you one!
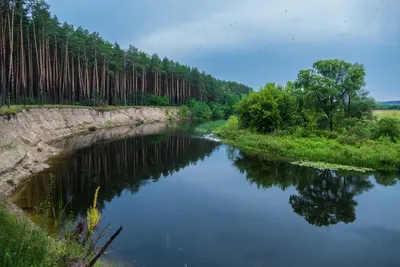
[0,104,174,115]
[373,110,400,119]
[195,120,227,134]
[0,206,105,267]
[217,126,400,172]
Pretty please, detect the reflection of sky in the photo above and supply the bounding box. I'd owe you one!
[99,145,400,267]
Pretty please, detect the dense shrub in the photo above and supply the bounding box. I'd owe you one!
[147,93,169,106]
[187,99,212,120]
[224,115,239,132]
[373,116,400,142]
[178,105,191,119]
[209,102,226,119]
[236,83,299,133]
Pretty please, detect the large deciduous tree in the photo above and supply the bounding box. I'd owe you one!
[295,59,374,131]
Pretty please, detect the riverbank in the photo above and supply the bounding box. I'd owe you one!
[0,106,179,196]
[0,107,181,266]
[0,199,98,267]
[196,120,400,172]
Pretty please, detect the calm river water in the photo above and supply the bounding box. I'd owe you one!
[12,123,400,267]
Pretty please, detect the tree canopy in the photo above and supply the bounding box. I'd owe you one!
[235,59,376,133]
[295,59,375,131]
[236,82,299,133]
[0,0,253,109]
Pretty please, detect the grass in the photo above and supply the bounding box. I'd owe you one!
[195,120,227,134]
[0,184,111,266]
[0,104,174,115]
[198,116,400,172]
[218,129,400,172]
[0,206,104,267]
[373,110,400,119]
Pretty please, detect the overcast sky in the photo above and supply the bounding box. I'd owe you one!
[47,0,399,101]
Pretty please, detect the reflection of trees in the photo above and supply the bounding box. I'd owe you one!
[289,170,373,227]
[230,150,375,227]
[373,171,399,186]
[16,133,220,218]
[232,153,297,191]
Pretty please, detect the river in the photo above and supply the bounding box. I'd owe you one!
[11,122,400,267]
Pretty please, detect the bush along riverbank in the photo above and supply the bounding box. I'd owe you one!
[216,116,400,172]
[198,59,400,172]
[0,185,121,267]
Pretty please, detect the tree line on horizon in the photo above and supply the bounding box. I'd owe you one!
[376,102,400,110]
[0,0,253,109]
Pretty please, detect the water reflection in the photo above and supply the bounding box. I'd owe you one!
[11,130,400,266]
[13,132,221,218]
[228,149,399,227]
[289,169,372,227]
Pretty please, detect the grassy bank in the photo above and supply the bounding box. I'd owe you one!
[0,104,172,115]
[195,120,226,134]
[221,129,399,171]
[0,206,100,267]
[197,119,400,172]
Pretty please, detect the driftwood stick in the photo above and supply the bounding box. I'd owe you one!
[83,224,110,261]
[85,226,123,267]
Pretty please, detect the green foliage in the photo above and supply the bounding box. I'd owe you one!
[373,116,400,142]
[187,99,212,121]
[0,0,253,108]
[224,59,400,170]
[178,105,191,119]
[236,83,299,133]
[195,120,226,134]
[221,115,240,139]
[0,208,52,267]
[209,102,226,119]
[225,115,239,132]
[0,207,99,267]
[147,94,169,106]
[217,128,400,171]
[295,59,373,131]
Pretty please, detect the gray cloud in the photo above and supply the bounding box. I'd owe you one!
[134,0,399,58]
[46,0,400,100]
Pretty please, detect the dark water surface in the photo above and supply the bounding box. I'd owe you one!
[12,123,400,267]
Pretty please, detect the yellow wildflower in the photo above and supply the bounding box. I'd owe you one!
[87,186,101,233]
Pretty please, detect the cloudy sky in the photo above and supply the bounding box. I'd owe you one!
[47,0,399,101]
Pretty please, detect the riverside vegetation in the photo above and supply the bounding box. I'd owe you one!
[0,181,118,267]
[198,59,400,172]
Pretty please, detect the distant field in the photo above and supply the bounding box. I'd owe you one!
[373,110,400,119]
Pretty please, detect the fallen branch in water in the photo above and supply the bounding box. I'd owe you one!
[86,226,123,267]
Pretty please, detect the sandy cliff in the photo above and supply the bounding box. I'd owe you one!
[0,107,179,195]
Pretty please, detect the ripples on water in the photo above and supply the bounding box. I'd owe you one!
[12,123,400,267]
